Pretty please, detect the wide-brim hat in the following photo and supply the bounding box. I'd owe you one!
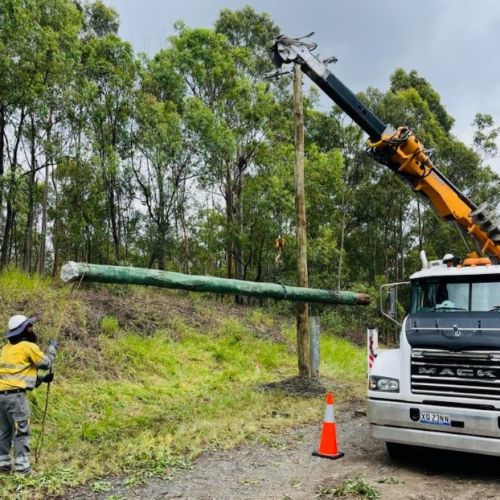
[5,315,37,339]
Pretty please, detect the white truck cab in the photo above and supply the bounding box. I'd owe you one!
[368,254,500,456]
[269,32,500,456]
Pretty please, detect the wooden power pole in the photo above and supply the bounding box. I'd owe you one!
[293,63,310,378]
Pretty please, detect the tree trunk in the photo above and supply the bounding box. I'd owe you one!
[371,237,377,285]
[157,219,167,270]
[51,165,60,277]
[337,184,347,291]
[399,202,404,281]
[38,161,50,274]
[108,184,120,263]
[293,64,310,378]
[0,105,5,209]
[234,151,245,304]
[255,237,264,282]
[179,208,191,274]
[1,203,14,268]
[383,208,389,281]
[23,116,36,273]
[157,170,166,270]
[1,110,26,268]
[225,159,233,279]
[38,113,54,275]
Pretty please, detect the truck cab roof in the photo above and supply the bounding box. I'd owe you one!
[410,264,500,280]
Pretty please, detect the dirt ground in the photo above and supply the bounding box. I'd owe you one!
[70,403,500,500]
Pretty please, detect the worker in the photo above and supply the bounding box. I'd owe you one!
[0,315,57,475]
[443,253,455,268]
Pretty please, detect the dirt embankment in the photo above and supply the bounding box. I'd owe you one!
[63,286,291,344]
[70,403,500,500]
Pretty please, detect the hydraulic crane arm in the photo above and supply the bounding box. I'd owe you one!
[271,35,500,263]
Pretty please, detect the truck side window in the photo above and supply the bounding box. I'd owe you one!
[471,282,500,311]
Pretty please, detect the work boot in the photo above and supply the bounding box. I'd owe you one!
[14,468,32,476]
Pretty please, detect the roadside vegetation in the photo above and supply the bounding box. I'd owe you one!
[0,270,366,498]
[317,475,381,499]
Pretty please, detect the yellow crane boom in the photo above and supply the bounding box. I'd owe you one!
[271,34,500,262]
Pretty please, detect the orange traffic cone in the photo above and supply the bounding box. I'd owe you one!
[312,392,344,460]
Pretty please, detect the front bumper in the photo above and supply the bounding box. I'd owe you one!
[368,398,500,456]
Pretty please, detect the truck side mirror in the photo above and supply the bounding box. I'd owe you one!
[380,282,409,327]
[389,287,397,318]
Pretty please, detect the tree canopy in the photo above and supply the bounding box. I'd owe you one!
[0,1,498,315]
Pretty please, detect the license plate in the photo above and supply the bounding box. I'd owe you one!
[420,412,451,426]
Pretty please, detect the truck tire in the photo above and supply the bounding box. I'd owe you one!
[386,442,407,459]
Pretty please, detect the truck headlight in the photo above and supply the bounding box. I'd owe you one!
[369,376,399,392]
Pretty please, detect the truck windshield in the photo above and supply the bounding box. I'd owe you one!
[410,278,500,313]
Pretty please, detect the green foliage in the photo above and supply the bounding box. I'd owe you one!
[390,68,454,132]
[215,5,280,77]
[10,466,76,496]
[90,480,112,493]
[83,0,119,37]
[2,0,498,297]
[321,283,384,342]
[100,315,119,336]
[0,266,51,295]
[473,112,500,160]
[318,475,380,499]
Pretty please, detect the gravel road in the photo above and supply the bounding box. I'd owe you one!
[70,403,500,499]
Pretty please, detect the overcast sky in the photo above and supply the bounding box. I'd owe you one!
[107,0,500,173]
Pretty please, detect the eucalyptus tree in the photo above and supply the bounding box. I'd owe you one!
[0,0,38,265]
[0,0,42,267]
[81,28,137,263]
[167,22,283,284]
[215,6,279,79]
[306,107,364,288]
[0,0,81,270]
[132,53,193,270]
[212,7,294,286]
[473,113,500,160]
[33,0,81,274]
[50,0,139,267]
[470,113,500,215]
[52,155,108,265]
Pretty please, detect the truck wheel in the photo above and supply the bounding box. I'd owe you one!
[386,442,406,459]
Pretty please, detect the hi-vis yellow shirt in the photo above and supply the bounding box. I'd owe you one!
[0,341,49,390]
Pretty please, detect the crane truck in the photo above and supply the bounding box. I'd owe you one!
[271,34,500,457]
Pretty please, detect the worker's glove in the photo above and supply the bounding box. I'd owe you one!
[49,339,58,350]
[35,372,54,387]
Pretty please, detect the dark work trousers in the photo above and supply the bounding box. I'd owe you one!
[0,392,31,473]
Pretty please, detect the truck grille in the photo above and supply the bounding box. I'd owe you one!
[411,349,500,400]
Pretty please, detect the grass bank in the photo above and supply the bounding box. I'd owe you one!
[0,269,367,498]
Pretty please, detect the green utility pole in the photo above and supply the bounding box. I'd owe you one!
[293,63,310,378]
[60,262,371,306]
